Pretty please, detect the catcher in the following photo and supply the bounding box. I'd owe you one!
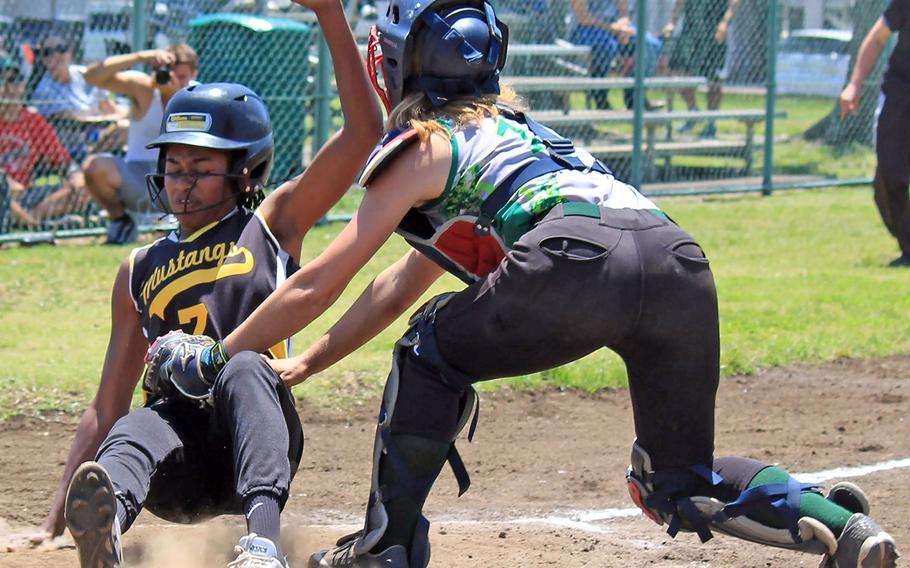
[145,1,901,567]
[12,1,381,566]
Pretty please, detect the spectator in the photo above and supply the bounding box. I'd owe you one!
[31,35,117,162]
[0,57,87,229]
[840,2,910,267]
[665,0,740,138]
[568,0,665,110]
[83,43,199,245]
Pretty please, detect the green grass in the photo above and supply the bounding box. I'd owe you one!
[1,186,908,417]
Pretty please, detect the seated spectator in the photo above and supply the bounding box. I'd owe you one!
[0,57,88,229]
[32,35,118,162]
[83,43,198,245]
[569,0,666,110]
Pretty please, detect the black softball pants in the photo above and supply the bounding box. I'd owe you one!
[96,351,304,530]
[392,204,720,471]
[875,92,910,256]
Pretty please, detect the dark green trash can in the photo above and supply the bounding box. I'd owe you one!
[188,14,316,182]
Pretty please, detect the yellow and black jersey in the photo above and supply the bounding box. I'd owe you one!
[129,208,298,360]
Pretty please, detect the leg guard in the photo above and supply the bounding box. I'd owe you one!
[626,440,835,555]
[317,294,479,568]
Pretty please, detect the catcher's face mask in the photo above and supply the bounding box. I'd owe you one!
[367,25,393,113]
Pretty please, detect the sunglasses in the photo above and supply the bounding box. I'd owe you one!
[0,73,24,84]
[40,44,69,57]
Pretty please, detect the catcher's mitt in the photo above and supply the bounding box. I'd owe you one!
[144,330,229,405]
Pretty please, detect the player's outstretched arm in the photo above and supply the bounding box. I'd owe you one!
[269,249,444,386]
[259,0,384,263]
[225,132,451,357]
[12,259,147,547]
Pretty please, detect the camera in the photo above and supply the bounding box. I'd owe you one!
[154,66,171,85]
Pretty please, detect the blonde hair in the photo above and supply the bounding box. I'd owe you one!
[387,83,523,140]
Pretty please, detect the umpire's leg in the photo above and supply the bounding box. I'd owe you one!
[874,94,910,258]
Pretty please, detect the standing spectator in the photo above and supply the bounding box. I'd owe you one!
[665,0,740,138]
[83,44,198,245]
[569,0,665,110]
[840,1,910,267]
[0,57,87,228]
[31,35,117,161]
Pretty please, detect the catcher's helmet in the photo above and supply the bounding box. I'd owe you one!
[368,0,509,112]
[146,82,273,212]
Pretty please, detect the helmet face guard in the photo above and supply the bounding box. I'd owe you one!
[367,25,393,113]
[145,82,274,215]
[370,0,509,112]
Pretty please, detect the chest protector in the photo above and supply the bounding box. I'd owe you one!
[359,107,611,283]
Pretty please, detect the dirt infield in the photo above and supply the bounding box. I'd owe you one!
[1,355,908,567]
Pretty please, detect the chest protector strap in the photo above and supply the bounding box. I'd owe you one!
[472,105,613,235]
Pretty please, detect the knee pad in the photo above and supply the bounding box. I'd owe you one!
[626,440,834,555]
[351,294,479,567]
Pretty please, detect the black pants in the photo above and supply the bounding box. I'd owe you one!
[97,351,304,530]
[392,205,719,470]
[875,92,910,256]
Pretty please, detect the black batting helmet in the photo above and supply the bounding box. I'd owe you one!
[146,82,273,212]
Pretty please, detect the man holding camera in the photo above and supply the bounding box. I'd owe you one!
[83,43,198,244]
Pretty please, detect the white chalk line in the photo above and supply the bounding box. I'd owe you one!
[294,456,910,536]
[131,456,910,536]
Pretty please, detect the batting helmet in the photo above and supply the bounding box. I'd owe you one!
[368,0,509,112]
[146,82,273,212]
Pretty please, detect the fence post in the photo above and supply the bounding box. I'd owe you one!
[314,29,332,154]
[131,0,147,51]
[762,0,779,196]
[630,0,647,189]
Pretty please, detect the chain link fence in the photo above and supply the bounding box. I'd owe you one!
[0,0,889,242]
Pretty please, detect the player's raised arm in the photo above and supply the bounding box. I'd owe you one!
[259,0,384,261]
[16,258,146,546]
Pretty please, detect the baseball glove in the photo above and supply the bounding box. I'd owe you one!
[144,330,229,405]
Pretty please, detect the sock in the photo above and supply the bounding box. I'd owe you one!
[748,466,852,536]
[243,492,282,555]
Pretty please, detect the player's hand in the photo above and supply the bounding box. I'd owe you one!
[139,49,175,69]
[266,355,313,388]
[4,527,57,551]
[839,83,860,120]
[144,331,229,403]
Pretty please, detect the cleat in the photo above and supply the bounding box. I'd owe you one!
[818,513,900,568]
[228,533,289,568]
[65,461,123,568]
[309,535,409,568]
[827,482,870,515]
[104,214,138,245]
